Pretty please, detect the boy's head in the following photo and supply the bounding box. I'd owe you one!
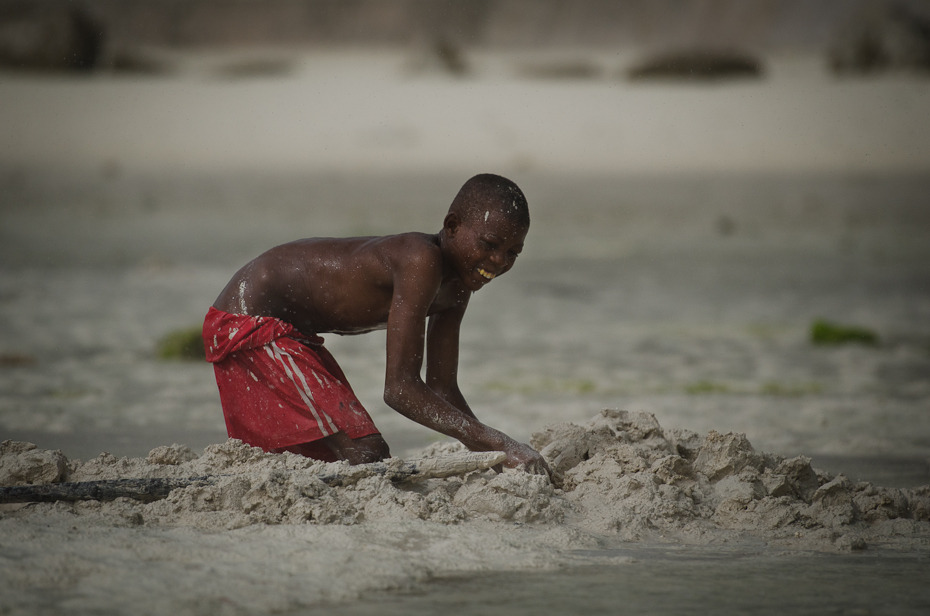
[446,173,530,229]
[442,174,529,291]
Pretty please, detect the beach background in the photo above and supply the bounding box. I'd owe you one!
[2,0,930,613]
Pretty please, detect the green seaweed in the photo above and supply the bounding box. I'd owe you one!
[759,381,823,397]
[810,319,879,346]
[156,326,205,361]
[684,380,730,395]
[484,377,597,395]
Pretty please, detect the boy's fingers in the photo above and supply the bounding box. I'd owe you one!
[525,458,551,478]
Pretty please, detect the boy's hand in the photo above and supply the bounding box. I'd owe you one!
[502,442,552,479]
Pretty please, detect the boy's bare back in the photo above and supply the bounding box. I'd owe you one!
[213,233,460,337]
[207,174,550,476]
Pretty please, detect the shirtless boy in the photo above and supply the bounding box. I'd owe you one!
[203,174,550,476]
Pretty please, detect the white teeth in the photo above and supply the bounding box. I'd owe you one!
[477,268,496,280]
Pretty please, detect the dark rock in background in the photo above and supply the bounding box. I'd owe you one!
[626,48,763,81]
[829,1,930,74]
[0,1,103,71]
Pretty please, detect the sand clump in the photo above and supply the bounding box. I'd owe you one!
[535,410,930,549]
[2,410,927,553]
[0,440,68,485]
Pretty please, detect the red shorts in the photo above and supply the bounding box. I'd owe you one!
[203,307,379,459]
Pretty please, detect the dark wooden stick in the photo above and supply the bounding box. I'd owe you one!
[0,477,213,504]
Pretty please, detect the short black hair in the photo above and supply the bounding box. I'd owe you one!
[449,173,529,228]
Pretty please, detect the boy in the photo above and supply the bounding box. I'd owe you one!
[203,174,549,476]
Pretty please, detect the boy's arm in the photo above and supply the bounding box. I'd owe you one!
[382,248,548,475]
[425,306,476,420]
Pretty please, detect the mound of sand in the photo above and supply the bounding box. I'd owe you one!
[534,410,929,549]
[4,410,928,552]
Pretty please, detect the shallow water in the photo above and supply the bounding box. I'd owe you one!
[330,545,930,616]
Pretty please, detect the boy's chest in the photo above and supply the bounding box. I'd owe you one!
[427,282,468,315]
[343,278,463,323]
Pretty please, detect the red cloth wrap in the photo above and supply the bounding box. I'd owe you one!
[202,307,379,453]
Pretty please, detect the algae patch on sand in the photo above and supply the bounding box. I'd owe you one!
[156,326,205,361]
[810,319,879,347]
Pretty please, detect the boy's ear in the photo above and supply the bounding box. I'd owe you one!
[443,212,460,236]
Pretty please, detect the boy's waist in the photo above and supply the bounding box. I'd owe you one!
[203,307,323,362]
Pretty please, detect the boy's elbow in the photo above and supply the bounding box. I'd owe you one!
[382,383,408,410]
[383,374,427,412]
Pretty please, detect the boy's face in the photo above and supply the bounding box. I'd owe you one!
[445,207,528,292]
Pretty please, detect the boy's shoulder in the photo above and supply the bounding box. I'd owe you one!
[281,232,440,264]
[376,231,442,265]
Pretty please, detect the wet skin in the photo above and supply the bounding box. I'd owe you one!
[213,208,550,476]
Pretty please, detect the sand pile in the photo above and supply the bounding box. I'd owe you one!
[535,410,930,549]
[3,410,927,552]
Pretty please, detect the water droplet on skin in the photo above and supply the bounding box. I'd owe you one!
[238,280,248,313]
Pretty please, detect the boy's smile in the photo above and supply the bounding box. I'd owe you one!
[477,267,496,281]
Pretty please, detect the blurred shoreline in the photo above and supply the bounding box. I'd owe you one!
[2,50,929,179]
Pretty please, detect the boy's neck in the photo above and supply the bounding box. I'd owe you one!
[435,231,456,283]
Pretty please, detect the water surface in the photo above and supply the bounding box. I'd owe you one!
[332,544,930,616]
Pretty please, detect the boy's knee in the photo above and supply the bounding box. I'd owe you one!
[355,434,391,464]
[327,433,390,465]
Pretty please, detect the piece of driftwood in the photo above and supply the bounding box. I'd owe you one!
[0,477,212,504]
[0,451,507,504]
[318,451,507,486]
